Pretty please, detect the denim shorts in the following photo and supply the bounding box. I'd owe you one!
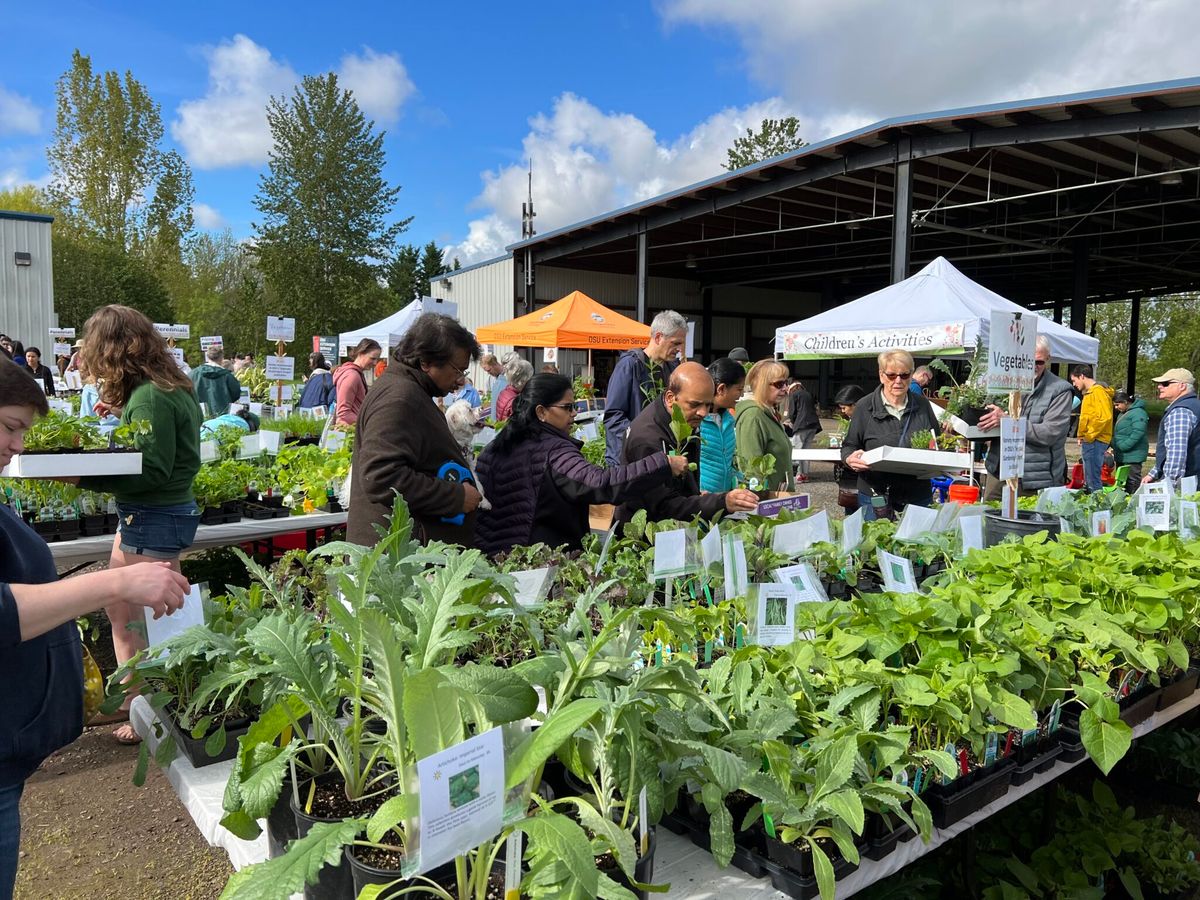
[117,501,201,559]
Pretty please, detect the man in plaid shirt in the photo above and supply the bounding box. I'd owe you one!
[1143,368,1200,487]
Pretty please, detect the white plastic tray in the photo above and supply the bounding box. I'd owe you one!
[791,449,843,463]
[1,451,142,478]
[861,446,972,477]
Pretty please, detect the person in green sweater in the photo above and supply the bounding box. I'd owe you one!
[189,345,242,416]
[734,359,795,493]
[78,305,202,744]
[1110,390,1149,493]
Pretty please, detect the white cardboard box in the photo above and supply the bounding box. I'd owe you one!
[934,405,1000,440]
[791,448,843,463]
[860,446,972,477]
[1,451,143,478]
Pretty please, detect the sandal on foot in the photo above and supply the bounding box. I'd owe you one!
[113,723,142,745]
[88,709,130,727]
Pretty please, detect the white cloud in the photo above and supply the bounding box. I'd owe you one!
[338,48,414,125]
[172,35,296,169]
[658,0,1200,118]
[447,92,861,265]
[192,202,227,230]
[0,86,41,136]
[173,36,416,169]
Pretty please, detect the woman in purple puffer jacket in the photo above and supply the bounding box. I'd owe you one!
[475,374,686,555]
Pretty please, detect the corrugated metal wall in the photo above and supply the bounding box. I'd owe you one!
[0,215,56,348]
[430,256,516,391]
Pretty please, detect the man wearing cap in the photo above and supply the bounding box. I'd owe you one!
[1110,390,1148,493]
[1143,369,1200,487]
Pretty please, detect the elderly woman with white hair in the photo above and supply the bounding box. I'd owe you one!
[495,356,534,422]
[841,348,941,519]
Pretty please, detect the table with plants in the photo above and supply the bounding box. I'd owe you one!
[100,476,1200,900]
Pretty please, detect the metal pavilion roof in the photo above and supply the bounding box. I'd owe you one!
[508,77,1200,307]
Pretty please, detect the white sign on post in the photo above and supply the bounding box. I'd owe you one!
[48,327,76,340]
[542,347,558,364]
[1182,476,1199,496]
[154,323,191,340]
[266,316,296,342]
[169,347,186,369]
[1180,500,1199,540]
[265,356,296,381]
[414,726,506,875]
[986,311,1037,393]
[685,320,696,359]
[52,342,72,358]
[199,335,223,350]
[999,417,1028,479]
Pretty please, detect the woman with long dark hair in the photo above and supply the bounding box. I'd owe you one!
[475,374,685,555]
[0,358,187,894]
[78,305,202,744]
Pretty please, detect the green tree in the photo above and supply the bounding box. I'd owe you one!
[386,243,421,302]
[253,72,411,342]
[0,185,58,216]
[52,234,173,329]
[725,116,807,170]
[417,240,450,296]
[47,50,191,252]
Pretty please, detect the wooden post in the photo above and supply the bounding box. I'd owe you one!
[1005,389,1023,518]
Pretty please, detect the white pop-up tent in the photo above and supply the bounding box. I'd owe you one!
[774,257,1099,364]
[338,297,459,356]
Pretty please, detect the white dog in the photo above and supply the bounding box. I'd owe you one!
[444,400,491,510]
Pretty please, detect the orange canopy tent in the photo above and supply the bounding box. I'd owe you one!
[475,291,649,351]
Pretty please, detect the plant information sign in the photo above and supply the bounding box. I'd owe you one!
[986,311,1037,393]
[999,417,1028,479]
[265,356,295,381]
[266,316,295,343]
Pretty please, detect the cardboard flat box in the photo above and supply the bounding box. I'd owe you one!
[791,448,843,463]
[861,446,972,477]
[2,451,143,478]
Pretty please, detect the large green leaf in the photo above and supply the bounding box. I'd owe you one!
[813,735,857,799]
[366,794,416,844]
[988,687,1037,730]
[810,838,836,900]
[219,818,363,900]
[403,668,464,762]
[822,788,865,835]
[506,698,604,790]
[1079,699,1133,775]
[360,607,408,766]
[514,813,600,897]
[444,665,538,726]
[245,613,334,712]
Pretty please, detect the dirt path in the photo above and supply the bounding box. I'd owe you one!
[15,725,233,900]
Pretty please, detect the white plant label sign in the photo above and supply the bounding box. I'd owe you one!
[53,341,72,358]
[199,335,223,350]
[144,584,204,654]
[841,507,863,555]
[1182,476,1199,496]
[266,316,296,342]
[508,567,555,610]
[1091,509,1112,537]
[414,726,506,875]
[960,514,984,553]
[752,583,800,646]
[1179,500,1199,540]
[700,524,722,570]
[986,310,1037,393]
[772,512,829,557]
[154,323,191,340]
[48,327,75,339]
[895,504,937,542]
[1138,494,1170,531]
[652,527,692,579]
[999,417,1028,479]
[265,356,295,381]
[877,549,919,595]
[774,562,828,603]
[169,347,186,369]
[931,500,961,533]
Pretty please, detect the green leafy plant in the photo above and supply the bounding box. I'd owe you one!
[668,402,698,471]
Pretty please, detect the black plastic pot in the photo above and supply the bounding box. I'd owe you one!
[982,509,1061,547]
[605,826,657,900]
[1119,685,1161,726]
[1157,669,1200,710]
[162,711,251,768]
[57,518,80,541]
[268,775,298,859]
[80,513,107,536]
[104,512,119,533]
[1010,741,1063,786]
[1056,726,1087,763]
[32,519,60,541]
[766,835,856,881]
[200,506,226,526]
[863,812,915,861]
[346,848,456,896]
[923,757,1014,828]
[291,778,355,900]
[959,405,987,426]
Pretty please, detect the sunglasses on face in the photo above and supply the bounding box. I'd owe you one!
[1035,360,1047,367]
[769,379,788,390]
[1157,382,1176,388]
[882,372,911,381]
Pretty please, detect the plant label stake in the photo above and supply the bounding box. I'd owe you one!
[504,831,522,900]
[638,786,649,857]
[984,733,998,766]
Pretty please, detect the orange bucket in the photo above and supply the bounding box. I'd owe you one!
[948,483,980,504]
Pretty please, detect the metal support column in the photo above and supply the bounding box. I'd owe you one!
[817,280,837,406]
[1126,296,1142,393]
[1051,298,1065,376]
[636,229,649,324]
[1070,238,1089,333]
[891,146,913,284]
[523,249,536,313]
[701,286,713,363]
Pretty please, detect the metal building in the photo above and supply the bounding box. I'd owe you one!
[0,210,57,350]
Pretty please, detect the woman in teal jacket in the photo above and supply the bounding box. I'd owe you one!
[1110,391,1149,492]
[698,357,745,492]
[735,359,795,493]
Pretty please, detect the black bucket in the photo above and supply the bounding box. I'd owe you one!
[983,509,1061,547]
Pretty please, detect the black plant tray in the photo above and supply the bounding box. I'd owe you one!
[923,757,1014,828]
[863,813,916,861]
[80,513,107,536]
[243,503,289,520]
[200,506,231,525]
[1010,741,1063,786]
[766,836,858,889]
[661,807,771,880]
[1056,726,1087,763]
[162,710,252,768]
[105,512,119,532]
[1119,686,1161,726]
[1157,669,1200,710]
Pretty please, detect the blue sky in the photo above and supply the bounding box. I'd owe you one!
[3,1,1198,264]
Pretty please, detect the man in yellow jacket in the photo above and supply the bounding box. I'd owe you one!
[1069,364,1114,491]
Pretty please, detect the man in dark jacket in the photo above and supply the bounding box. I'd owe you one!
[615,362,758,526]
[189,346,242,416]
[348,314,482,546]
[784,379,821,482]
[842,349,942,517]
[602,310,688,467]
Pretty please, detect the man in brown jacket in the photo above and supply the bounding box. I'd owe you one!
[348,314,482,546]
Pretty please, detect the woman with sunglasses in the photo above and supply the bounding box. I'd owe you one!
[734,359,796,493]
[475,373,685,555]
[841,348,941,519]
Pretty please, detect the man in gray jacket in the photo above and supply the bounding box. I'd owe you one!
[979,335,1074,499]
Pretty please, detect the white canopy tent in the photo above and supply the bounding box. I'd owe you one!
[338,297,459,356]
[774,257,1099,364]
